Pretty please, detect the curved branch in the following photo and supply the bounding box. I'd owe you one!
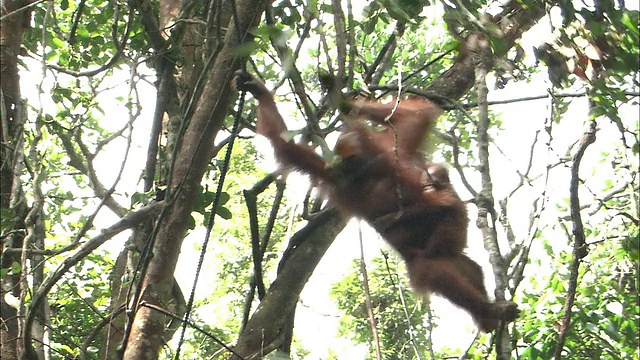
[553,120,597,359]
[364,22,405,85]
[231,209,345,359]
[264,4,319,133]
[471,34,511,359]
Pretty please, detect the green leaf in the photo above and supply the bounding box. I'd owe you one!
[51,37,65,49]
[621,12,640,38]
[10,261,21,274]
[186,215,196,230]
[130,191,152,207]
[490,37,508,56]
[234,41,259,58]
[215,206,232,220]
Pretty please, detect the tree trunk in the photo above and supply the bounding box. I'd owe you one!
[121,0,269,358]
[1,1,34,359]
[231,210,345,359]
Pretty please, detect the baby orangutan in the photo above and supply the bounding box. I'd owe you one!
[233,70,518,332]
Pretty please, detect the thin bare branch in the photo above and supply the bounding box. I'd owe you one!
[358,225,381,360]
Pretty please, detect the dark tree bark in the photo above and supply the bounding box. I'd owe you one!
[1,1,35,359]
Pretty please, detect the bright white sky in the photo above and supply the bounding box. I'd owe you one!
[18,1,638,358]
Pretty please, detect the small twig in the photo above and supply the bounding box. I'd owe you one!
[0,0,46,21]
[358,224,381,360]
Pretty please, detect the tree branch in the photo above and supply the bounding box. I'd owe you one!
[553,119,597,359]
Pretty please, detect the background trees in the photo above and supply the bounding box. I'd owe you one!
[1,0,637,359]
